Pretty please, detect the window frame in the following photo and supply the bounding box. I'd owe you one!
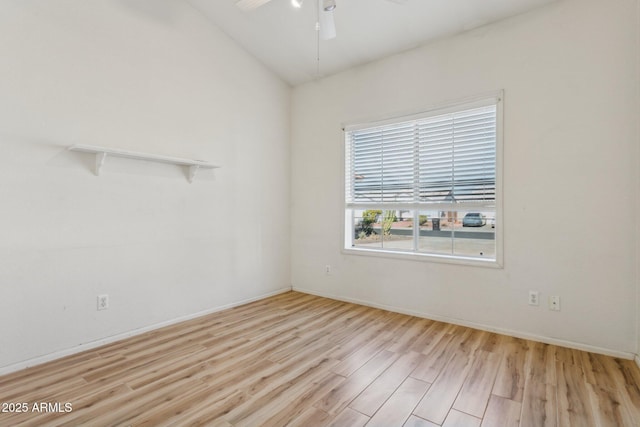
[341,91,504,268]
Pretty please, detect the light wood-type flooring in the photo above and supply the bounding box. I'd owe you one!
[1,291,639,426]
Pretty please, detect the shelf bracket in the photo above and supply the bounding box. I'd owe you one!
[188,165,200,183]
[95,152,107,176]
[69,144,219,182]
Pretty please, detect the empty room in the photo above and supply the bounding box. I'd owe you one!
[0,0,639,425]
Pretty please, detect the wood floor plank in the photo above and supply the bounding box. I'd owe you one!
[520,380,557,427]
[556,361,596,427]
[1,291,639,427]
[203,333,299,380]
[257,373,345,427]
[165,390,250,427]
[618,384,640,424]
[580,352,629,393]
[81,343,207,384]
[388,318,433,354]
[234,371,345,427]
[266,329,336,365]
[407,321,452,355]
[327,311,409,362]
[492,337,529,402]
[331,335,391,377]
[480,395,521,427]
[58,376,210,426]
[269,307,364,363]
[410,327,468,383]
[287,406,333,427]
[117,326,213,358]
[0,351,101,391]
[0,355,104,401]
[349,351,425,416]
[617,358,640,388]
[117,345,217,390]
[413,351,474,425]
[366,377,430,427]
[6,383,132,427]
[586,382,635,427]
[616,359,640,420]
[225,355,340,425]
[403,415,439,427]
[453,350,501,418]
[313,350,399,415]
[201,357,278,396]
[123,382,230,427]
[527,341,557,386]
[327,407,369,427]
[555,346,585,368]
[232,345,337,398]
[458,329,490,357]
[479,332,504,354]
[442,409,482,427]
[0,376,87,407]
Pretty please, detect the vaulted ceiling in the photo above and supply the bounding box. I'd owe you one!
[189,0,558,86]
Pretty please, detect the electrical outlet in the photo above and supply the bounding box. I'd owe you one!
[549,296,560,311]
[528,291,539,306]
[325,265,331,275]
[97,294,109,311]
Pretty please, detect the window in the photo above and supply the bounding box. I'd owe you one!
[344,94,502,265]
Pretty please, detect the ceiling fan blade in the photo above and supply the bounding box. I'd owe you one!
[236,0,273,11]
[319,9,336,40]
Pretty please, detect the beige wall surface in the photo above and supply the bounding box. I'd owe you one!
[0,0,291,371]
[291,0,639,356]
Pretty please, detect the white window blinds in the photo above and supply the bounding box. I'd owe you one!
[346,103,497,207]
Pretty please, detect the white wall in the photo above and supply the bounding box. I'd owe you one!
[292,0,639,356]
[636,0,640,363]
[0,0,291,371]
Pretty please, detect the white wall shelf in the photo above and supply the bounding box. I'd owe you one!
[68,144,220,183]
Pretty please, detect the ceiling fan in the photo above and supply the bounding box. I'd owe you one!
[235,0,339,40]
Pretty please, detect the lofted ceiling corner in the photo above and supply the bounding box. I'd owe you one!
[188,0,559,86]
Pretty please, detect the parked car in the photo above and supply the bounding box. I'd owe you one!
[490,218,495,228]
[462,212,486,227]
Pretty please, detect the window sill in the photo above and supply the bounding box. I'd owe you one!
[342,247,503,269]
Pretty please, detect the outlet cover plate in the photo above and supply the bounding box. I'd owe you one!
[97,294,109,311]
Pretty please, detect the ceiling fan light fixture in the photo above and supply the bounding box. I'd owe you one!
[291,0,303,8]
[323,0,336,12]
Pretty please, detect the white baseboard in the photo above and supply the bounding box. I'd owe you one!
[293,287,636,361]
[0,287,292,376]
[635,354,640,369]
